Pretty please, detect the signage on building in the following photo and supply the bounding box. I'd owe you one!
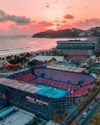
[26,96,48,105]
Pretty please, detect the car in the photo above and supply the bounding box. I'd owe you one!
[81,111,87,118]
[88,105,93,110]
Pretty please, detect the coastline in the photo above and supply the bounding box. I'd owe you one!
[0,47,56,74]
[0,47,55,58]
[0,37,86,58]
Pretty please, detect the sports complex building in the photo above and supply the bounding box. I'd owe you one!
[0,66,96,120]
[56,40,95,56]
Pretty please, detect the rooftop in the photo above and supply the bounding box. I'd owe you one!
[0,107,35,125]
[57,40,82,43]
[0,78,41,94]
[47,65,85,73]
[29,55,64,62]
[46,120,60,125]
[57,40,94,44]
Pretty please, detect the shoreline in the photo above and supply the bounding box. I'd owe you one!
[0,47,61,75]
[0,47,56,73]
[0,47,55,58]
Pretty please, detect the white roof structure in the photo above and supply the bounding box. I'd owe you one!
[0,108,35,125]
[29,55,64,62]
[89,55,96,59]
[46,120,60,125]
[47,64,85,73]
[0,78,41,94]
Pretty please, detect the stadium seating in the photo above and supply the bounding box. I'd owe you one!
[34,68,94,85]
[13,73,36,83]
[69,84,91,97]
[36,78,78,91]
[11,67,95,97]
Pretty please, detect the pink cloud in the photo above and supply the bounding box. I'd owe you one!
[60,20,67,24]
[74,18,100,29]
[45,4,50,8]
[38,21,54,27]
[63,14,74,19]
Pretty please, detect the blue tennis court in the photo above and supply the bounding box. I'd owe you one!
[36,83,68,98]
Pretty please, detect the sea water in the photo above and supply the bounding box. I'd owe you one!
[0,35,86,57]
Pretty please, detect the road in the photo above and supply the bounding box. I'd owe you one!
[71,91,100,125]
[61,87,100,125]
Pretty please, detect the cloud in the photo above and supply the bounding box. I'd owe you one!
[74,18,100,29]
[54,20,59,23]
[67,6,72,9]
[53,0,58,3]
[45,4,50,8]
[38,21,54,27]
[85,6,90,9]
[44,0,59,8]
[60,20,67,24]
[63,14,74,19]
[0,10,31,25]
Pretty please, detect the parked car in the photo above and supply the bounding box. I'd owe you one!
[81,111,87,118]
[88,105,93,110]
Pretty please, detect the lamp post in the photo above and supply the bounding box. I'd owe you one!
[71,90,74,111]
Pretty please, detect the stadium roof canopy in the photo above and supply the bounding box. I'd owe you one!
[47,65,85,73]
[29,56,64,62]
[0,78,41,94]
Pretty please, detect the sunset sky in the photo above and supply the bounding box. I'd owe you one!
[0,0,100,35]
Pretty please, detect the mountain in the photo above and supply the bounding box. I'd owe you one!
[32,27,100,38]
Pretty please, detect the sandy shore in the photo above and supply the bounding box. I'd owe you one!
[0,48,56,68]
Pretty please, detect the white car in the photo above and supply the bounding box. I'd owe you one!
[88,105,93,110]
[81,112,87,118]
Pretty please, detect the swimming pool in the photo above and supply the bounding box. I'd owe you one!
[36,83,68,99]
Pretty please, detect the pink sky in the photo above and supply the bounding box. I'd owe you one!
[0,0,100,35]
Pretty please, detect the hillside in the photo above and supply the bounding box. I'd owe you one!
[32,27,100,38]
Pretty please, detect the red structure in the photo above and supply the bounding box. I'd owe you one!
[64,54,87,61]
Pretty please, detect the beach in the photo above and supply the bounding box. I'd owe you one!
[0,36,86,57]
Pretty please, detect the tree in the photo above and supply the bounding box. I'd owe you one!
[28,59,43,67]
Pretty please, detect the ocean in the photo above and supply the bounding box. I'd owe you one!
[0,36,86,57]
